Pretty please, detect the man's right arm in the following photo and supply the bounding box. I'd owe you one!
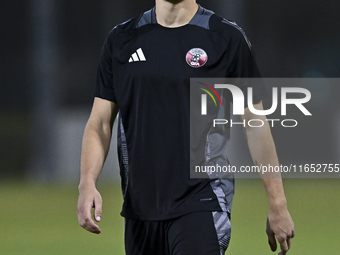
[77,97,119,234]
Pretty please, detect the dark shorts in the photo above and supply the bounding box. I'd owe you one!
[124,211,231,255]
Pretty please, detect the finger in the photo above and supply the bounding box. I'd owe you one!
[287,236,291,250]
[278,242,288,255]
[291,229,295,238]
[94,197,103,222]
[82,217,102,234]
[79,203,102,234]
[266,219,277,251]
[279,240,289,254]
[268,231,277,251]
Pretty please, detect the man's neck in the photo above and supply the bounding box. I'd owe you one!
[155,0,198,28]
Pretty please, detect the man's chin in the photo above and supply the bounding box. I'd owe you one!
[164,0,185,4]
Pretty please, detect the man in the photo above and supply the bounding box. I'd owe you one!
[77,0,295,254]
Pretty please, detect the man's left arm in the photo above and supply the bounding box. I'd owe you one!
[240,101,295,255]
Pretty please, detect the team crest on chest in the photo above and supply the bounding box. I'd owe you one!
[186,48,208,68]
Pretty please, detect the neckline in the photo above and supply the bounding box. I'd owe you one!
[152,4,204,29]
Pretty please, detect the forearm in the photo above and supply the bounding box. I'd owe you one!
[241,103,294,253]
[79,120,112,189]
[245,119,287,208]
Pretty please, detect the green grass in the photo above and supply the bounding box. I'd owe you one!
[0,179,339,254]
[0,182,125,255]
[228,179,340,255]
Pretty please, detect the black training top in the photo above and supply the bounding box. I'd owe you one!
[94,5,267,220]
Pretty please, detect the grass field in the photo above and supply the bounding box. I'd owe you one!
[0,179,339,255]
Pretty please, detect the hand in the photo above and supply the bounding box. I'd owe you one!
[77,184,103,234]
[266,209,295,255]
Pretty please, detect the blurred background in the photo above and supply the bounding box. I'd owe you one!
[0,0,339,254]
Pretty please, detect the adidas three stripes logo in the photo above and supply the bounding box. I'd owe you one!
[129,48,146,62]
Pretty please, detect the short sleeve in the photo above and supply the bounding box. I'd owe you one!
[93,34,117,103]
[226,29,268,106]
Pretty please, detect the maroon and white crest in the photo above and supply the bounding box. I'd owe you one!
[186,48,208,68]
